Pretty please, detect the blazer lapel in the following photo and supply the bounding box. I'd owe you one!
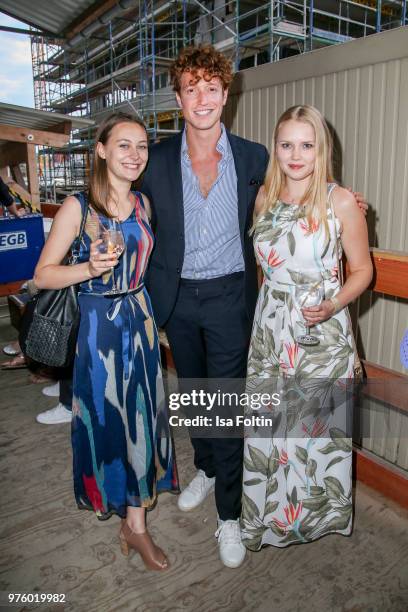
[167,132,184,232]
[227,131,248,239]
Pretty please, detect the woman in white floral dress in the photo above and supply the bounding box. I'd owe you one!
[241,105,372,550]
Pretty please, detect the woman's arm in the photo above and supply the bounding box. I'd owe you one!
[302,187,372,325]
[34,196,118,290]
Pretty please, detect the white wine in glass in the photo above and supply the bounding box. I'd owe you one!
[294,275,325,347]
[98,219,126,295]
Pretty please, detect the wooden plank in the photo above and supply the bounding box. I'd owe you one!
[354,447,408,510]
[371,248,408,263]
[160,345,175,372]
[0,124,69,148]
[47,121,72,135]
[0,142,27,167]
[25,144,40,211]
[6,181,32,209]
[370,248,408,299]
[41,203,60,218]
[0,281,26,298]
[363,360,408,413]
[345,248,408,299]
[11,166,26,190]
[396,416,408,470]
[65,0,119,39]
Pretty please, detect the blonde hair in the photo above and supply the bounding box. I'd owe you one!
[253,105,334,237]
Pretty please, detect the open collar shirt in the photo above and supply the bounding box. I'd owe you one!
[180,123,245,279]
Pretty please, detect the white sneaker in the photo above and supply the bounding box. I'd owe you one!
[36,403,72,425]
[42,381,60,397]
[177,469,215,511]
[215,519,246,568]
[3,343,20,356]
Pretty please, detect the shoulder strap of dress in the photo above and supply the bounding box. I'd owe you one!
[70,191,89,263]
[138,192,146,210]
[132,190,145,210]
[327,182,337,198]
[74,190,87,213]
[327,182,338,222]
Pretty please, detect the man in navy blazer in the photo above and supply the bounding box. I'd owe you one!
[142,45,268,568]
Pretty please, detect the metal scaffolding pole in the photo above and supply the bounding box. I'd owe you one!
[309,0,314,51]
[376,0,382,31]
[402,0,407,24]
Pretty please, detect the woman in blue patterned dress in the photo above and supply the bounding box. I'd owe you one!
[34,112,179,571]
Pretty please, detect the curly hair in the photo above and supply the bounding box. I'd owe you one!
[170,45,234,92]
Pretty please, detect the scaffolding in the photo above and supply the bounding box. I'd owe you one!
[29,0,408,198]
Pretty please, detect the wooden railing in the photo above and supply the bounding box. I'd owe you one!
[351,248,408,509]
[366,248,408,300]
[358,248,408,414]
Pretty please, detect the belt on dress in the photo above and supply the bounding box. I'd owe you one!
[78,283,145,299]
[79,283,150,380]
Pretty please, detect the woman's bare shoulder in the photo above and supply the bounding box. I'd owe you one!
[331,185,359,216]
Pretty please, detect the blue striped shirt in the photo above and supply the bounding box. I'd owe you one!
[180,124,244,279]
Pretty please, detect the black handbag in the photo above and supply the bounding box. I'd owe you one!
[19,199,89,368]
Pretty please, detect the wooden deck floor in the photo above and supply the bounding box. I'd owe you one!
[1,314,407,612]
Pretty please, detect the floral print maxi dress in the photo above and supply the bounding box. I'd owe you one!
[72,192,179,520]
[241,184,354,550]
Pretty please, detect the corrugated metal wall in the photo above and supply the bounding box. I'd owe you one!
[224,26,408,376]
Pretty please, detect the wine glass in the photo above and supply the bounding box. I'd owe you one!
[97,218,125,295]
[294,273,325,346]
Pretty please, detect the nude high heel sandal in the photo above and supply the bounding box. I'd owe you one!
[119,521,169,571]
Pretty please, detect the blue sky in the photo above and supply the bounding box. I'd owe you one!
[0,14,35,107]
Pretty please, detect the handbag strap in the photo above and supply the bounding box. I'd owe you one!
[69,192,89,264]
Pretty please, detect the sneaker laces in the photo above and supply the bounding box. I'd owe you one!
[52,403,67,413]
[215,520,241,545]
[186,471,210,497]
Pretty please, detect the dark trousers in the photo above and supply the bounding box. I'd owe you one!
[165,272,251,520]
[59,369,73,411]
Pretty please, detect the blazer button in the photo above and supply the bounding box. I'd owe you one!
[176,267,180,273]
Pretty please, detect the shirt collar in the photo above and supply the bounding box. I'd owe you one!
[181,123,229,163]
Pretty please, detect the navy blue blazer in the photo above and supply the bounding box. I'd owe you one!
[141,130,269,327]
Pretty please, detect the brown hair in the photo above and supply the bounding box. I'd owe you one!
[170,45,233,93]
[88,111,147,217]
